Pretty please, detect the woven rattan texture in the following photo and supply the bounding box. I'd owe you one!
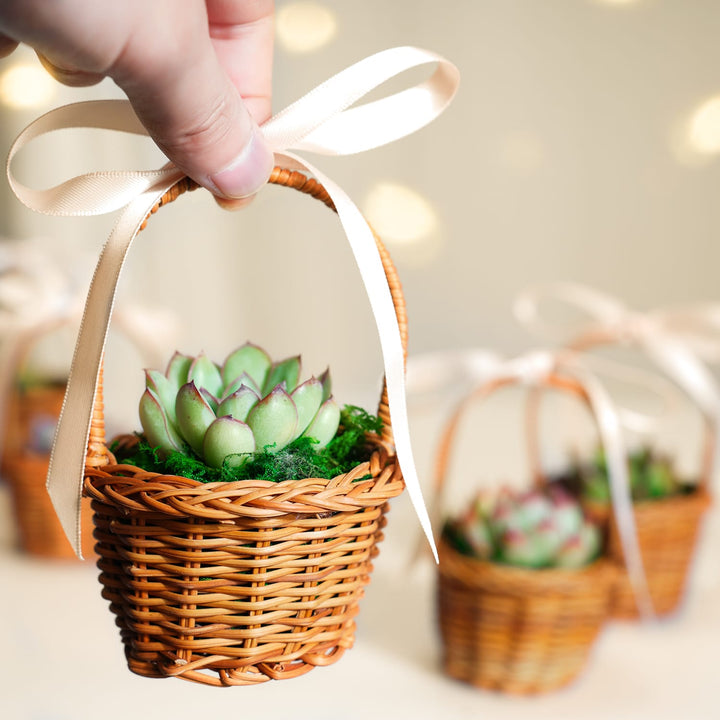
[82,169,407,685]
[605,488,711,618]
[85,443,401,686]
[437,540,615,695]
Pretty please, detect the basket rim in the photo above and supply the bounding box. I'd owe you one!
[437,536,617,592]
[84,437,404,519]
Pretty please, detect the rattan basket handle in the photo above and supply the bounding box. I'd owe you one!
[86,169,406,467]
[566,329,717,490]
[431,372,591,525]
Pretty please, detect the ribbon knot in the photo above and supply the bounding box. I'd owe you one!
[6,47,459,560]
[506,350,557,385]
[514,282,720,423]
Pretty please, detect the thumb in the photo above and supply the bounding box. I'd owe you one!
[112,25,274,200]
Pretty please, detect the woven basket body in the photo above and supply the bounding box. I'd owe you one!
[82,171,406,686]
[3,381,96,558]
[433,373,615,694]
[438,540,614,695]
[604,488,711,618]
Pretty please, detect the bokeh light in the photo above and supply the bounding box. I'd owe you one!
[364,182,438,245]
[687,96,720,155]
[0,62,56,109]
[276,2,337,54]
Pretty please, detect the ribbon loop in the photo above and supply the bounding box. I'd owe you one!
[266,47,459,155]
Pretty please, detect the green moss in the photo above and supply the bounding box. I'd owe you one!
[113,405,383,483]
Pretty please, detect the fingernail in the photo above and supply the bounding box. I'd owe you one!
[210,126,274,199]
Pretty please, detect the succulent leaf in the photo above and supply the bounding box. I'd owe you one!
[200,388,219,414]
[556,524,601,568]
[217,385,260,422]
[222,371,261,400]
[318,367,332,402]
[247,386,298,453]
[222,343,271,391]
[188,352,223,399]
[175,381,217,456]
[290,378,323,440]
[145,369,178,425]
[139,389,184,455]
[263,355,301,396]
[301,397,341,449]
[165,351,192,389]
[449,485,601,569]
[203,417,256,469]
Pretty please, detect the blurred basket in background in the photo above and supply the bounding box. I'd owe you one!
[1,372,96,559]
[434,369,616,695]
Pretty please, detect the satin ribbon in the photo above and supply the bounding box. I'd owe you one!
[431,349,654,617]
[6,46,459,559]
[406,346,682,436]
[514,283,720,423]
[405,348,504,400]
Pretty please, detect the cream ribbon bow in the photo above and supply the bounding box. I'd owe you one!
[514,283,720,426]
[6,46,459,560]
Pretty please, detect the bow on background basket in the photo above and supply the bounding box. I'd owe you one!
[432,354,634,695]
[0,244,181,559]
[6,47,458,686]
[515,284,716,618]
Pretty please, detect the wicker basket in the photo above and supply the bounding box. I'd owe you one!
[2,374,96,559]
[603,488,711,618]
[434,372,615,695]
[438,540,614,694]
[82,170,406,686]
[563,331,714,619]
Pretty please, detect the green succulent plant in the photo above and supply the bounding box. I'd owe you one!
[139,343,341,469]
[444,486,601,569]
[579,446,681,503]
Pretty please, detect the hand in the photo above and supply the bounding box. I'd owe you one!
[0,0,275,206]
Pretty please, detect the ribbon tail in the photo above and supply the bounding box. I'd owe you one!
[575,365,655,619]
[278,152,438,562]
[46,169,185,558]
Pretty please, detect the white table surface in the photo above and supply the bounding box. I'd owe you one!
[1,392,719,720]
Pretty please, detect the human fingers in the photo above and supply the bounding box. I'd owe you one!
[35,52,105,87]
[206,0,274,125]
[110,2,274,200]
[0,0,274,200]
[0,33,18,58]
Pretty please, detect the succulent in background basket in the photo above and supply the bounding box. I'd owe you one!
[122,342,382,481]
[578,446,685,503]
[444,486,601,569]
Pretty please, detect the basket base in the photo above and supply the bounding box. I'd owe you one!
[126,633,353,686]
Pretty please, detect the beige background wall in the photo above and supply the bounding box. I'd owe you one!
[2,0,720,436]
